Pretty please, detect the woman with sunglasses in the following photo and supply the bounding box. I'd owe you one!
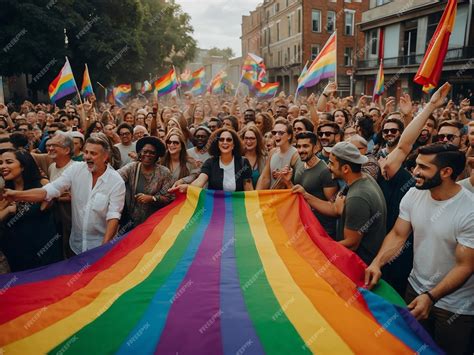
[170,128,253,192]
[161,129,199,187]
[118,136,174,227]
[240,126,267,188]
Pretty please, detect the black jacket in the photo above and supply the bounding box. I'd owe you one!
[200,156,252,191]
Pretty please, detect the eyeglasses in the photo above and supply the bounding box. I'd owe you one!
[166,140,180,146]
[317,131,335,137]
[436,134,460,142]
[218,137,233,143]
[271,130,287,136]
[119,132,131,136]
[382,128,399,135]
[195,135,208,140]
[244,136,256,141]
[46,143,62,149]
[48,130,57,135]
[141,149,157,156]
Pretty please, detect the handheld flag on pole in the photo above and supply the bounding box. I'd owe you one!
[373,61,385,101]
[48,58,78,103]
[414,0,457,93]
[255,81,279,99]
[208,70,227,94]
[189,67,206,95]
[154,68,179,97]
[298,31,337,90]
[80,64,94,99]
[141,80,152,94]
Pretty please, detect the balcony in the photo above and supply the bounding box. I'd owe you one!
[356,46,474,69]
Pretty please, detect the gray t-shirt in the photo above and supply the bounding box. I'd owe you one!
[294,160,338,237]
[186,147,210,165]
[336,174,387,265]
[115,142,136,167]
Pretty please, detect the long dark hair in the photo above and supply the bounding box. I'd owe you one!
[208,128,243,158]
[161,129,190,179]
[3,149,43,190]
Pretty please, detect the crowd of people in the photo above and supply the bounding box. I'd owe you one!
[0,81,472,354]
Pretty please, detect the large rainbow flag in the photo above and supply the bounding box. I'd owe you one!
[48,58,77,103]
[298,31,337,89]
[0,188,441,354]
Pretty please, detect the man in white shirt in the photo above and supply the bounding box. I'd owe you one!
[365,143,474,354]
[4,133,126,255]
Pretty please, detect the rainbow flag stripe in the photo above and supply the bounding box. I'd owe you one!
[241,71,257,90]
[414,0,457,93]
[48,59,77,103]
[209,71,227,94]
[191,67,205,81]
[373,61,385,101]
[113,84,131,106]
[0,188,441,355]
[80,64,94,98]
[154,69,179,97]
[255,81,279,99]
[300,32,337,89]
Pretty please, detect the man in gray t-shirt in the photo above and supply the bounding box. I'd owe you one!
[115,123,136,167]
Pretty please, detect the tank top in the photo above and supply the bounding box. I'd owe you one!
[269,146,298,187]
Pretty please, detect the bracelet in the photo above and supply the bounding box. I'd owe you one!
[322,93,328,98]
[152,196,157,203]
[423,291,437,304]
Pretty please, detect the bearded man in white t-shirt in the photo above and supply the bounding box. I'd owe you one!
[365,143,474,355]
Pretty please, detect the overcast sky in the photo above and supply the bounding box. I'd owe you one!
[176,0,261,58]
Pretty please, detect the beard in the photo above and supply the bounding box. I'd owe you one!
[386,136,400,148]
[415,170,442,190]
[417,130,431,145]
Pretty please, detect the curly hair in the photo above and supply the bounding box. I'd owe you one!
[208,128,243,158]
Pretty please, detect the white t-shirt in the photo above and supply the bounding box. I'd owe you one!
[115,142,136,167]
[458,178,474,193]
[399,187,474,314]
[219,157,236,192]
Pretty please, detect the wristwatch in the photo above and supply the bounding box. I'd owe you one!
[152,196,157,202]
[423,291,437,304]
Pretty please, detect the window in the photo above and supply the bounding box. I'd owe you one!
[286,0,289,7]
[344,11,354,36]
[327,11,336,33]
[344,47,353,66]
[278,51,282,66]
[274,3,280,13]
[368,29,378,56]
[312,10,321,32]
[288,15,291,36]
[277,22,280,41]
[311,45,320,60]
[297,9,302,33]
[298,44,301,61]
[287,48,290,64]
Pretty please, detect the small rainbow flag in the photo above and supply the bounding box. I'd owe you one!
[296,61,309,93]
[373,61,385,101]
[0,188,442,354]
[191,67,205,81]
[113,84,131,106]
[255,81,279,99]
[208,70,227,94]
[189,67,205,95]
[414,0,457,93]
[179,69,193,88]
[299,31,337,89]
[80,64,94,99]
[141,80,152,94]
[242,53,266,80]
[48,58,77,103]
[154,68,179,97]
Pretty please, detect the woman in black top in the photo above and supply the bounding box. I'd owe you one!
[170,128,253,192]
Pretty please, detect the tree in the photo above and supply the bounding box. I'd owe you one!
[0,0,196,93]
[207,47,235,60]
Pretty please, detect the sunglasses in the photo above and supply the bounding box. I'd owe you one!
[218,137,233,143]
[141,149,157,156]
[436,134,459,142]
[317,131,335,137]
[244,136,256,141]
[382,128,399,135]
[271,130,286,136]
[166,140,180,146]
[119,132,131,136]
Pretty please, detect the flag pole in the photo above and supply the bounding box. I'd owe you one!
[66,57,84,107]
[334,30,338,89]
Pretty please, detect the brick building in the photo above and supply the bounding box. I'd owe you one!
[242,0,368,96]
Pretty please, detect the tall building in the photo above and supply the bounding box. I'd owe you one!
[242,5,264,58]
[355,0,474,101]
[242,0,367,96]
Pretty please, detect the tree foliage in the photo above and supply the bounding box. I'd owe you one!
[0,0,196,90]
[207,47,235,60]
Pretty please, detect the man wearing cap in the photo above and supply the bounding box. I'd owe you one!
[293,141,387,264]
[70,131,85,161]
[4,133,126,255]
[187,126,211,167]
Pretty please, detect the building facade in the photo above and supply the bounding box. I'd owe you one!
[242,0,368,96]
[355,0,474,101]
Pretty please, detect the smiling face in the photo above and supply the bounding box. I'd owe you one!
[46,135,69,161]
[0,151,22,181]
[437,126,462,147]
[166,134,182,155]
[382,122,401,147]
[413,154,443,190]
[272,123,290,147]
[193,129,210,149]
[119,128,132,145]
[139,143,158,166]
[84,143,108,173]
[218,131,234,155]
[296,138,316,163]
[334,111,346,129]
[243,130,257,151]
[317,125,337,147]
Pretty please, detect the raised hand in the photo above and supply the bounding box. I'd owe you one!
[323,82,337,96]
[429,82,451,108]
[399,93,413,116]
